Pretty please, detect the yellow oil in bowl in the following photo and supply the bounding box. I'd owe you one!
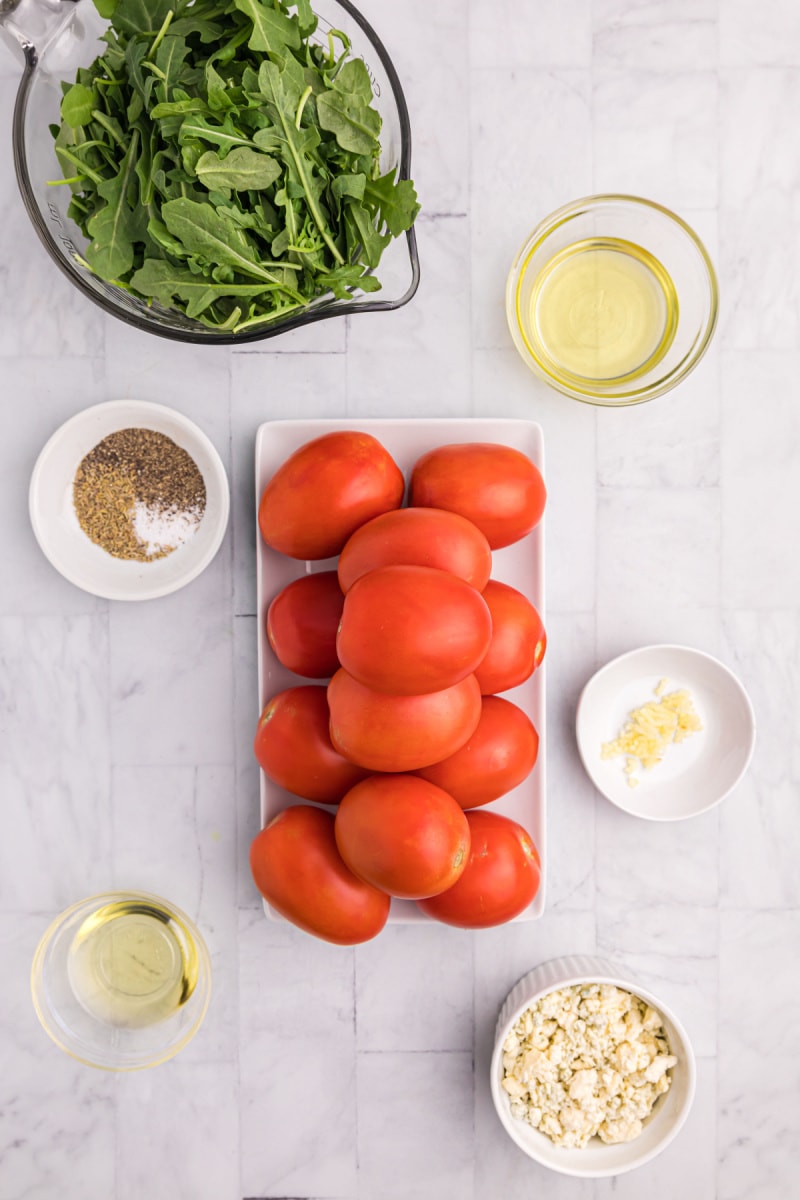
[67,898,199,1029]
[517,237,679,388]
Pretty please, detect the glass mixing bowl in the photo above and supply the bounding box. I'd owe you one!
[0,0,420,344]
[506,195,718,406]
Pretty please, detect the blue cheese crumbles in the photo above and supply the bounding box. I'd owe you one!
[501,984,677,1148]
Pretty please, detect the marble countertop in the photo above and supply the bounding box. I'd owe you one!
[1,1,799,1197]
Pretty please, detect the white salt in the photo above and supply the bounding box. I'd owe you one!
[132,500,203,558]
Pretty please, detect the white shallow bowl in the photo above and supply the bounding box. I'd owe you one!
[30,400,229,601]
[490,955,696,1178]
[575,644,756,821]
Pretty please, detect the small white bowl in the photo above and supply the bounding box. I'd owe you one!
[30,400,229,602]
[575,644,756,821]
[490,954,696,1178]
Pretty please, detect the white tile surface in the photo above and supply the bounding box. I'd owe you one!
[721,350,800,607]
[718,912,800,1200]
[356,1051,475,1200]
[592,70,718,211]
[0,615,111,911]
[470,0,592,69]
[719,70,800,348]
[720,610,800,909]
[108,551,234,766]
[355,923,474,1052]
[596,486,722,634]
[720,0,800,66]
[114,1061,240,1200]
[593,0,718,72]
[540,612,597,912]
[346,215,472,417]
[233,615,262,910]
[238,910,357,1198]
[1,0,799,1194]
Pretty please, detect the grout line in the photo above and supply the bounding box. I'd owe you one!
[226,353,247,1200]
[356,1047,474,1056]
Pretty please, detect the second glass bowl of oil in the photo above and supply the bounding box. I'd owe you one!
[506,195,718,405]
[31,891,211,1070]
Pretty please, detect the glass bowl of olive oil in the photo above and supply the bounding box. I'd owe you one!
[31,891,211,1071]
[506,195,718,405]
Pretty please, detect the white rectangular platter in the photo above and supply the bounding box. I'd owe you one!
[255,417,546,922]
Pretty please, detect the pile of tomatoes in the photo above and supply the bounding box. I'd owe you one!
[250,431,547,945]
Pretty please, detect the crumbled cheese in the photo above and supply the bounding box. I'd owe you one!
[600,680,702,788]
[501,984,677,1149]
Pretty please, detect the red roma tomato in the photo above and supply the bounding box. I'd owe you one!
[328,669,482,773]
[474,580,547,694]
[337,565,492,695]
[258,431,404,560]
[415,695,539,808]
[254,686,370,804]
[267,571,344,679]
[335,775,470,899]
[417,810,541,928]
[337,507,492,593]
[409,442,546,549]
[250,805,390,945]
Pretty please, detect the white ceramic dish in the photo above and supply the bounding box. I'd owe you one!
[255,417,546,923]
[29,400,229,602]
[575,644,755,821]
[490,954,696,1178]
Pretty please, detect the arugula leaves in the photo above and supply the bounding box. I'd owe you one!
[52,0,419,332]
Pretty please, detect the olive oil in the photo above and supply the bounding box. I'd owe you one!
[67,899,199,1029]
[522,237,679,385]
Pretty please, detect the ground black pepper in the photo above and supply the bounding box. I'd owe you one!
[73,428,207,562]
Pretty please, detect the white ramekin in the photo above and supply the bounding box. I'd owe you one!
[490,954,696,1178]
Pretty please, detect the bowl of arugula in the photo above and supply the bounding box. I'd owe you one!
[2,0,420,342]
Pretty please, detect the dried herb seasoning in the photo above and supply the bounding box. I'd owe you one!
[73,428,206,561]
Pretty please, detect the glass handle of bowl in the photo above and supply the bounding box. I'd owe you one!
[0,0,78,67]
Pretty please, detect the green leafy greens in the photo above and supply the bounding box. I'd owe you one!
[52,0,419,332]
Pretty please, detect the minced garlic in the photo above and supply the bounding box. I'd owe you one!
[601,681,702,788]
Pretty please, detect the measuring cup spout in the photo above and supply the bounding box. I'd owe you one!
[0,0,78,66]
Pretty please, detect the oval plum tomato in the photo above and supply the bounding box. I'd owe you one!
[335,775,470,899]
[250,805,390,945]
[258,431,404,560]
[417,810,541,928]
[337,507,492,593]
[409,442,546,549]
[327,669,482,773]
[415,695,539,808]
[267,571,344,678]
[254,686,370,804]
[474,580,547,694]
[337,565,492,695]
